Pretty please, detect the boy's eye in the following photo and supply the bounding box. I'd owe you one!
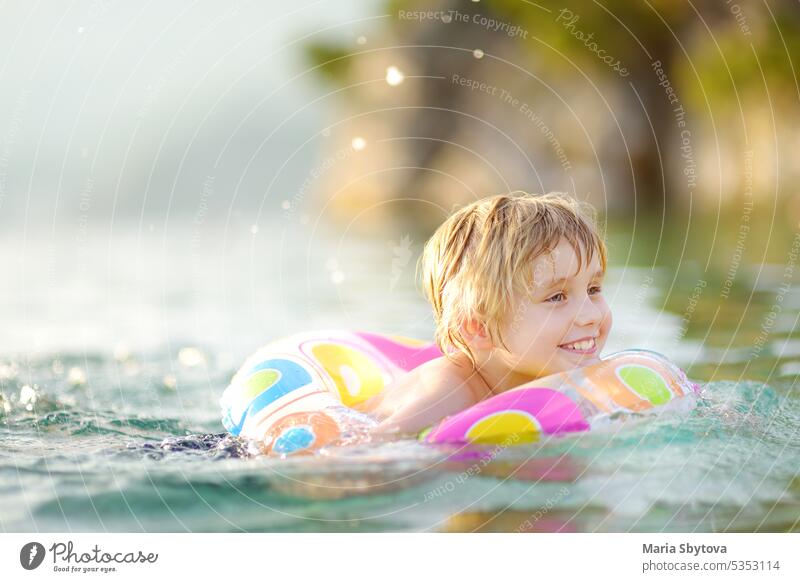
[546,292,566,303]
[589,285,602,295]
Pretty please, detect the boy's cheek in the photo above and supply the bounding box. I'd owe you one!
[599,297,613,325]
[601,308,613,341]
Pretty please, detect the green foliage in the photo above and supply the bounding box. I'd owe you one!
[305,0,800,104]
[678,7,800,112]
[304,42,355,82]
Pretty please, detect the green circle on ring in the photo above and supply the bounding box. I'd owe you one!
[241,369,281,400]
[617,365,671,405]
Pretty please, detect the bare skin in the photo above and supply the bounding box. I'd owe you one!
[358,238,612,437]
[355,351,494,436]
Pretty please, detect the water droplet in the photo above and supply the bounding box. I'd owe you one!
[19,385,37,410]
[178,347,206,368]
[68,367,87,386]
[0,393,11,414]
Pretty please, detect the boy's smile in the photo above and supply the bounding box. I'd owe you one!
[558,336,598,354]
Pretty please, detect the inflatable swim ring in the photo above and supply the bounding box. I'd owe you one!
[219,330,440,455]
[219,330,699,455]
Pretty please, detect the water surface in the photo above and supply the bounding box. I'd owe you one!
[1,221,799,532]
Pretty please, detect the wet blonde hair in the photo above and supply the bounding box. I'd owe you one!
[419,192,607,370]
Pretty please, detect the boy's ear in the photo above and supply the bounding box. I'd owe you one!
[460,319,493,349]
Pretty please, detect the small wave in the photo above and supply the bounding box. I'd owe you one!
[128,433,251,461]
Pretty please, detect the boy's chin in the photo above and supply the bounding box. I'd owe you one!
[555,351,602,370]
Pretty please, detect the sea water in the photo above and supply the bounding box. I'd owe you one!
[1,226,799,532]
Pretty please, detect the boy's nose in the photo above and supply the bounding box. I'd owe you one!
[574,295,602,327]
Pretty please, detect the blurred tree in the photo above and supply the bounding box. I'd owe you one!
[305,0,800,223]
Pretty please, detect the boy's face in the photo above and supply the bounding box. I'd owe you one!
[497,238,612,378]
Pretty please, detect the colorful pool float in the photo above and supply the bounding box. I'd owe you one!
[219,330,699,455]
[423,349,699,445]
[220,330,441,455]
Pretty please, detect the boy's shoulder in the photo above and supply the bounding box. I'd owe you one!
[412,353,490,402]
[364,353,490,431]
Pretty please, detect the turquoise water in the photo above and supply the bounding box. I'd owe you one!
[1,225,799,532]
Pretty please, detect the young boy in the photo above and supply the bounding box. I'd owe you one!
[362,192,613,435]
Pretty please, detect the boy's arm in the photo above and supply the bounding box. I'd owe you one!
[371,365,482,436]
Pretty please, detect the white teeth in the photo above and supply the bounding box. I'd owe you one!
[561,338,595,351]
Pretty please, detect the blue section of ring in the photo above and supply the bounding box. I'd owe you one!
[225,358,314,435]
[273,427,315,454]
[222,412,237,435]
